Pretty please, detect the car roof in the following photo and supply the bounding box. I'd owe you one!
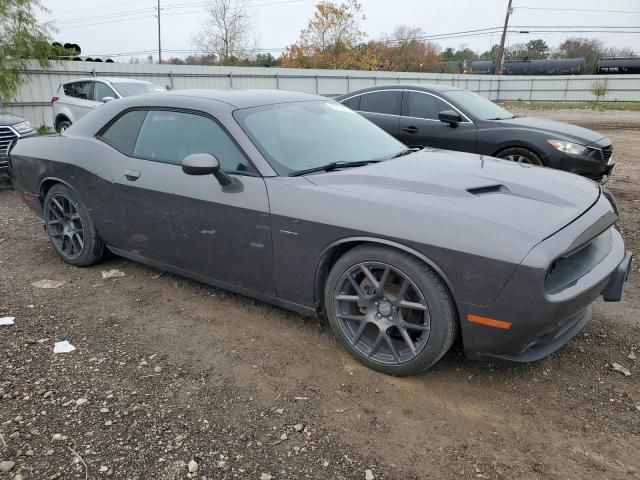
[336,83,467,98]
[162,88,325,108]
[63,77,153,85]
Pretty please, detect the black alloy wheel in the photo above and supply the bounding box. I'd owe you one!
[46,192,84,259]
[325,246,457,376]
[44,184,105,267]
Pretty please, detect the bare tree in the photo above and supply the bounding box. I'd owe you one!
[193,0,251,65]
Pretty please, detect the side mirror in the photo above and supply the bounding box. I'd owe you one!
[101,96,116,103]
[182,153,232,185]
[438,110,462,126]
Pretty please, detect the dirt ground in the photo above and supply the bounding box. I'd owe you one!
[1,109,639,480]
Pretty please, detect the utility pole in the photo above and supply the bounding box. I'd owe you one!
[495,0,513,75]
[157,0,162,63]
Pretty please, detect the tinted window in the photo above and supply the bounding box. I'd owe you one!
[359,91,401,115]
[445,90,514,120]
[235,101,405,176]
[100,110,147,154]
[94,82,116,101]
[113,82,162,97]
[63,81,93,100]
[133,110,253,173]
[340,95,360,110]
[407,92,451,120]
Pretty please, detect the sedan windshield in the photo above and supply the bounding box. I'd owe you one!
[445,90,515,120]
[234,101,406,175]
[113,82,163,97]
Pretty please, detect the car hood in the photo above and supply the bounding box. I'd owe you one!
[305,149,600,242]
[491,116,607,146]
[0,112,26,127]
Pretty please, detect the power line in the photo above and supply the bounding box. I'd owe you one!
[514,7,640,15]
[51,0,308,28]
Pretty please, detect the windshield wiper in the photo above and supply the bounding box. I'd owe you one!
[289,160,381,177]
[389,147,421,159]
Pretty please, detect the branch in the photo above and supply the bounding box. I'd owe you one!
[67,446,88,480]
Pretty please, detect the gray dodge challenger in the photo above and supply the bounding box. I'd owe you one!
[8,89,632,376]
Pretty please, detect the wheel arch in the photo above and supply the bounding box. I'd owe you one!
[39,177,76,206]
[54,113,71,130]
[313,237,456,319]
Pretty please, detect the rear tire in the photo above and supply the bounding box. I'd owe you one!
[57,119,72,132]
[324,245,457,376]
[496,147,543,166]
[44,184,105,267]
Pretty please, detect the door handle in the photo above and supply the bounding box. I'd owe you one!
[402,126,419,134]
[124,169,141,181]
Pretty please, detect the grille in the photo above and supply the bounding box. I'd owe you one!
[602,145,613,163]
[0,126,18,159]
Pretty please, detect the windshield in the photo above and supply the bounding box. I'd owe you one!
[445,90,514,120]
[113,82,163,97]
[234,101,405,175]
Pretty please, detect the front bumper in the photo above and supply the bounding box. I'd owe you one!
[545,146,613,184]
[459,193,631,363]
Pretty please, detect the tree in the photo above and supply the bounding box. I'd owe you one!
[524,39,549,60]
[0,0,61,102]
[373,26,441,72]
[554,37,603,72]
[281,1,368,69]
[480,44,501,61]
[193,0,252,65]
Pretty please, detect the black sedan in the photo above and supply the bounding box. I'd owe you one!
[8,89,631,376]
[336,85,614,182]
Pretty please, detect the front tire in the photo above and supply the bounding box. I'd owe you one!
[324,245,457,376]
[496,147,543,166]
[44,184,105,267]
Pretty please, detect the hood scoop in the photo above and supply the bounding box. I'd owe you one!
[467,184,510,196]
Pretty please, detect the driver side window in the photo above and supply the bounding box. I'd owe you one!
[133,110,254,173]
[406,92,451,120]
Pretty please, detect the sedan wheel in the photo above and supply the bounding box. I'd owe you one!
[44,184,105,267]
[496,147,543,166]
[325,246,457,376]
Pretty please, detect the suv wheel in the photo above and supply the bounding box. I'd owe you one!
[57,120,72,132]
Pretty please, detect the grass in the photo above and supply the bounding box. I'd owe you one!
[498,101,640,111]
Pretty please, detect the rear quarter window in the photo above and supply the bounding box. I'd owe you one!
[99,110,148,154]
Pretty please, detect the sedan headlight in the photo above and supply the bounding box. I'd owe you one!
[12,120,33,134]
[547,139,590,156]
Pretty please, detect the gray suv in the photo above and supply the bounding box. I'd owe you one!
[52,77,164,132]
[0,112,36,187]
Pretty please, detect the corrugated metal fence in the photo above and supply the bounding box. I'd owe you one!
[4,61,640,127]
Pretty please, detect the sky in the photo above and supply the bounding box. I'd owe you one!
[38,0,640,62]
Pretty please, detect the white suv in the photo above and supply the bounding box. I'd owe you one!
[52,77,164,132]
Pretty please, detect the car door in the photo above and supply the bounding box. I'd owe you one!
[93,81,118,103]
[105,108,275,296]
[397,90,477,152]
[65,81,101,121]
[351,90,402,137]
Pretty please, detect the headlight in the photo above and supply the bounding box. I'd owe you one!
[547,139,589,156]
[12,120,33,134]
